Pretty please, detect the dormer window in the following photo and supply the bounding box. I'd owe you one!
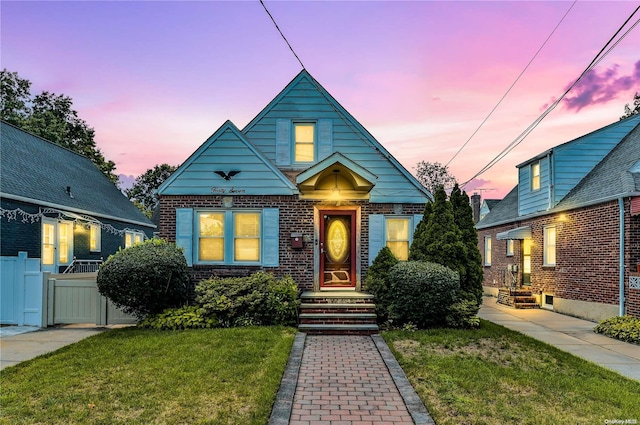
[294,122,315,162]
[531,161,541,191]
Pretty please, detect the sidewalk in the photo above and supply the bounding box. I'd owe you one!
[269,334,434,425]
[0,325,111,370]
[479,297,640,381]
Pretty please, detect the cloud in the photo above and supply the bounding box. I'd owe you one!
[561,60,640,112]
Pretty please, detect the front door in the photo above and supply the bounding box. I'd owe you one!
[522,238,532,287]
[42,218,73,273]
[319,210,356,289]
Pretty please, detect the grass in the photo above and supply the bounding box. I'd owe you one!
[383,320,640,425]
[0,326,296,425]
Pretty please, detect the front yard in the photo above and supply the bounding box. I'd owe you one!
[0,327,295,425]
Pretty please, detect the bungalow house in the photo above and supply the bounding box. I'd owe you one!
[1,121,155,325]
[157,70,431,333]
[476,114,640,321]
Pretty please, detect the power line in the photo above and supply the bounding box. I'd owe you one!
[259,0,306,70]
[461,5,640,188]
[446,0,577,168]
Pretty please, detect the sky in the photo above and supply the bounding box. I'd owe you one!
[1,1,639,199]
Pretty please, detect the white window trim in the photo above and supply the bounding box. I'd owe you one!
[506,239,514,257]
[531,161,541,191]
[125,230,145,248]
[195,209,263,266]
[543,225,556,267]
[384,216,412,261]
[484,236,492,266]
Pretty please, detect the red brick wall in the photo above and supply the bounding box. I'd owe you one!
[478,198,640,318]
[159,195,423,291]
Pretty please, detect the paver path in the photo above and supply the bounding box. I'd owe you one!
[290,335,415,425]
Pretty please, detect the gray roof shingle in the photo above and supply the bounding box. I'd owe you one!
[1,121,154,228]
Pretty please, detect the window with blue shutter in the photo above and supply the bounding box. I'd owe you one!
[276,119,291,166]
[369,214,421,264]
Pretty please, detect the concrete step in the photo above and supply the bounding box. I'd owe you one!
[298,323,379,335]
[514,302,539,309]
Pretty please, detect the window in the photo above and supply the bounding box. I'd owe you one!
[484,236,492,266]
[531,161,541,191]
[506,239,514,256]
[42,219,73,267]
[125,231,144,248]
[386,218,410,261]
[543,226,556,266]
[196,210,261,264]
[294,123,315,162]
[42,222,55,266]
[90,224,101,252]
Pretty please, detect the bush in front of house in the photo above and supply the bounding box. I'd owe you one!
[445,299,481,329]
[389,261,460,328]
[594,315,640,344]
[195,272,299,327]
[97,238,189,318]
[364,246,399,324]
[138,305,219,330]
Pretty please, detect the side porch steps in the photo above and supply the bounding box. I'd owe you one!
[298,291,379,335]
[498,287,539,309]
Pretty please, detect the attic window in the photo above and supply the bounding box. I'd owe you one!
[294,123,315,162]
[531,161,541,191]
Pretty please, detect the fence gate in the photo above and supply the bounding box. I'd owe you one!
[47,273,135,326]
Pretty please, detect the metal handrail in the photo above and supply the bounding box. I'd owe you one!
[62,257,103,274]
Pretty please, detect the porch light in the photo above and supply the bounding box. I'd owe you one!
[331,170,341,198]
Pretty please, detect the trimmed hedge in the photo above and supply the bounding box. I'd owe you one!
[389,261,459,328]
[594,315,640,344]
[97,239,189,318]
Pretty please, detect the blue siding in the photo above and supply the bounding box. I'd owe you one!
[243,73,429,204]
[518,155,550,215]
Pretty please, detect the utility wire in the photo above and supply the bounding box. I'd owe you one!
[461,5,640,188]
[259,0,306,70]
[446,0,577,168]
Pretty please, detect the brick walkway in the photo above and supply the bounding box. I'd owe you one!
[288,335,424,425]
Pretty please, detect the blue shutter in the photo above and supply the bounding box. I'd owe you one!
[262,208,279,267]
[368,214,384,265]
[175,208,193,266]
[318,119,333,160]
[276,119,290,166]
[412,214,423,237]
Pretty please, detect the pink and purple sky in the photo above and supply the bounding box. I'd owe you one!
[2,1,639,199]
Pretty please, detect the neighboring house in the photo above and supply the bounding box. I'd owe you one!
[476,115,640,321]
[157,71,430,332]
[471,194,500,223]
[1,122,156,325]
[479,199,500,222]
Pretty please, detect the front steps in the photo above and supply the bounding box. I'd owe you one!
[498,287,539,309]
[298,291,379,335]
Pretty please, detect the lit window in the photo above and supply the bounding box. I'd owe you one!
[484,236,492,266]
[42,222,55,265]
[531,161,541,191]
[544,226,556,266]
[58,222,72,264]
[294,123,315,162]
[199,213,224,261]
[125,231,144,248]
[196,211,262,264]
[234,213,260,261]
[386,218,410,261]
[506,239,514,256]
[90,224,101,252]
[523,239,531,274]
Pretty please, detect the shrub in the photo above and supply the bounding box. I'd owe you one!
[97,239,189,318]
[445,299,480,329]
[594,315,640,344]
[389,261,459,328]
[196,272,298,327]
[138,306,219,330]
[364,246,399,323]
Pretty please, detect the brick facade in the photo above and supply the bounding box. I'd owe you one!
[478,198,640,318]
[159,195,424,291]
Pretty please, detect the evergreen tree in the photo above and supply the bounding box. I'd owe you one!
[365,246,399,323]
[408,186,467,287]
[450,184,484,305]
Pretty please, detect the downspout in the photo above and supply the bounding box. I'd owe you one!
[618,197,625,316]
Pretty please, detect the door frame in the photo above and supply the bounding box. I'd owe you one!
[314,206,361,291]
[41,218,74,274]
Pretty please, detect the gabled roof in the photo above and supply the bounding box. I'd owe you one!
[0,121,154,228]
[158,120,297,196]
[483,199,501,209]
[242,70,431,201]
[477,115,640,229]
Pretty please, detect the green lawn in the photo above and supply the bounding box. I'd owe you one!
[0,326,296,425]
[383,320,640,425]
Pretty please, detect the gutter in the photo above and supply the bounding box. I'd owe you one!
[1,192,156,228]
[618,197,625,316]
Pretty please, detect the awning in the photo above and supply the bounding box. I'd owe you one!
[496,226,531,240]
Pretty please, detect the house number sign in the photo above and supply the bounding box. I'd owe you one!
[630,276,640,290]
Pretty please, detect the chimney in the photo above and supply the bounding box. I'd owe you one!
[471,192,481,223]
